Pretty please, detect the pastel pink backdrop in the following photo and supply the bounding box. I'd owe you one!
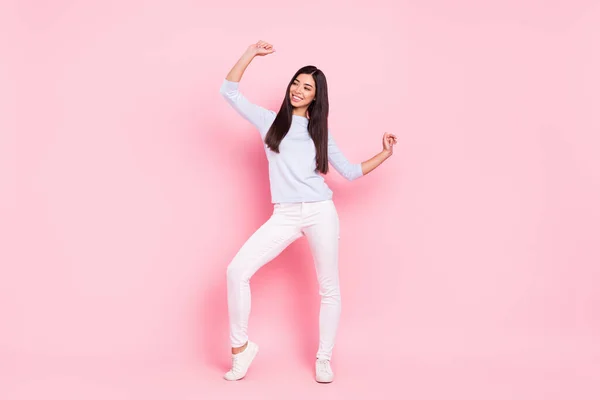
[2,1,599,399]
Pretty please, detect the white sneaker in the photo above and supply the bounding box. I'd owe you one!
[224,341,259,381]
[315,359,334,383]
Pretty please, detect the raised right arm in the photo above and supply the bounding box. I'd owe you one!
[219,41,277,137]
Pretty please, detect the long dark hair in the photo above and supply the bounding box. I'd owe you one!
[264,65,330,174]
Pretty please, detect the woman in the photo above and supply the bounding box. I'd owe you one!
[219,40,397,383]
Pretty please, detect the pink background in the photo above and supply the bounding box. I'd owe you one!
[2,1,599,399]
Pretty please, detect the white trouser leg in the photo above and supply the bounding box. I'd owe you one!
[226,204,303,348]
[301,200,341,361]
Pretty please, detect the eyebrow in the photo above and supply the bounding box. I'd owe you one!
[294,79,313,88]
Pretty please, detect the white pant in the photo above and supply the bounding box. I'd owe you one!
[226,200,341,360]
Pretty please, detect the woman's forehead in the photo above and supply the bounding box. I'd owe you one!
[295,73,315,83]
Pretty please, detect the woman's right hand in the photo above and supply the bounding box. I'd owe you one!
[247,40,275,57]
[224,40,274,82]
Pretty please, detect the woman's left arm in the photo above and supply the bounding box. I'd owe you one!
[328,132,397,181]
[360,132,397,176]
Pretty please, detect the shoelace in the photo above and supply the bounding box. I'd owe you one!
[317,360,331,375]
[230,355,243,375]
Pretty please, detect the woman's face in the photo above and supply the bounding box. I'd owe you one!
[289,73,316,109]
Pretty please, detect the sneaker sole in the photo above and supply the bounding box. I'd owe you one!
[316,378,334,384]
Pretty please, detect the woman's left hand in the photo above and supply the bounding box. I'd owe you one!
[382,132,397,155]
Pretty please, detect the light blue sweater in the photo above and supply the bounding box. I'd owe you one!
[219,79,363,204]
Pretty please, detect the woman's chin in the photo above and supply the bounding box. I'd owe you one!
[290,98,308,108]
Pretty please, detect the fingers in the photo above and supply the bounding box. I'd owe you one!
[256,40,274,51]
[381,132,396,153]
[384,132,397,145]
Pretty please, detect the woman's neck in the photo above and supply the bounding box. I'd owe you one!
[292,107,309,118]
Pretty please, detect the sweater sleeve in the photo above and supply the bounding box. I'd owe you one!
[327,132,364,181]
[219,79,276,138]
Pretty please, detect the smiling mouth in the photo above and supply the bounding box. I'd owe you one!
[291,95,303,102]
